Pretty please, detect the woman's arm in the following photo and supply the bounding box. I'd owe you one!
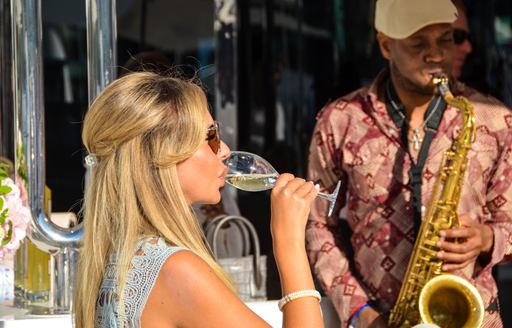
[142,175,323,328]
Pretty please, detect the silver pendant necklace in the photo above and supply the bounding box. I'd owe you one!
[408,96,441,150]
[386,83,442,151]
[411,128,423,151]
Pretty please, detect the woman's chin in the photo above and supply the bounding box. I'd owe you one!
[203,195,222,205]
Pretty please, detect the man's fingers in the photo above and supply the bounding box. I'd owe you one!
[437,248,479,263]
[441,227,474,239]
[442,259,474,272]
[437,240,470,254]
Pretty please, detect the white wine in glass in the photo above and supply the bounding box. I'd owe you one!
[224,151,341,216]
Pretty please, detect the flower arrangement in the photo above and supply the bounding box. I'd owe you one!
[0,164,31,261]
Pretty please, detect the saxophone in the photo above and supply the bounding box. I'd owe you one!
[388,73,484,328]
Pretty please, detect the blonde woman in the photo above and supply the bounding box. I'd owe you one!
[74,72,323,328]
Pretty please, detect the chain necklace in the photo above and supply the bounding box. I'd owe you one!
[386,83,442,151]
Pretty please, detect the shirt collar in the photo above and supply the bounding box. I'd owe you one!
[359,68,465,140]
[358,69,402,141]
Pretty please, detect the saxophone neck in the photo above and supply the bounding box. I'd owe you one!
[432,73,474,127]
[432,73,454,100]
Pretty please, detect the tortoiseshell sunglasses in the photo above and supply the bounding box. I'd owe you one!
[206,121,221,154]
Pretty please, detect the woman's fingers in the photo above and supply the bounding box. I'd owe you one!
[272,173,295,191]
[273,175,316,201]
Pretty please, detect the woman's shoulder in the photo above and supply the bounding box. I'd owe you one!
[129,236,190,288]
[142,249,261,327]
[155,249,241,308]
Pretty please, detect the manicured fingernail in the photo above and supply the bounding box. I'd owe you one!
[440,231,446,237]
[314,183,320,190]
[436,241,442,247]
[437,251,443,258]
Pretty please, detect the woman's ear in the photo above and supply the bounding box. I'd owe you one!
[377,32,392,60]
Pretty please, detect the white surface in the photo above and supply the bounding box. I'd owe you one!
[0,306,72,328]
[0,298,340,327]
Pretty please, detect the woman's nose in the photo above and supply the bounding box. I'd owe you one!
[218,141,231,160]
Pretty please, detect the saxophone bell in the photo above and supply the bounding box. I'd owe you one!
[419,274,485,328]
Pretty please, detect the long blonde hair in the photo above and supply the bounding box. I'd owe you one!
[74,72,234,328]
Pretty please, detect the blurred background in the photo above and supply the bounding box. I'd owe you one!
[6,0,511,323]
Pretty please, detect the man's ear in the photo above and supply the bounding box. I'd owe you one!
[376,32,392,60]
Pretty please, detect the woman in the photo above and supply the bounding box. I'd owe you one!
[74,72,323,327]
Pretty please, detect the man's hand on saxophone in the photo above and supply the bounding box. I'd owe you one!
[436,214,495,271]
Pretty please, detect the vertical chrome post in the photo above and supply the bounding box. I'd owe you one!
[12,0,83,313]
[52,247,77,310]
[86,0,117,105]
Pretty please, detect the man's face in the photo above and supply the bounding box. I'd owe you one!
[378,24,455,95]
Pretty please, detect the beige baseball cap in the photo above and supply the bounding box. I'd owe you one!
[375,0,458,39]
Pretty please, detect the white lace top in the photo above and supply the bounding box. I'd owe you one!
[95,237,186,327]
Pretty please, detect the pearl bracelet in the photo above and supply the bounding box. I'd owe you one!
[278,290,321,311]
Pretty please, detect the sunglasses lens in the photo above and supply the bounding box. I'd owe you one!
[453,29,469,45]
[208,138,220,154]
[207,123,221,154]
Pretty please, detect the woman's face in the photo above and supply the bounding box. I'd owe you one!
[176,113,230,205]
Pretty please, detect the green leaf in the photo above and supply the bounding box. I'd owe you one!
[0,164,11,180]
[0,208,7,225]
[0,185,12,195]
[1,221,13,246]
[0,197,3,211]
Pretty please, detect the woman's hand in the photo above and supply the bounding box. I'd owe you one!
[270,173,318,248]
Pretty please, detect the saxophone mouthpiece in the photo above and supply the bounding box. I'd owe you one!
[431,72,454,99]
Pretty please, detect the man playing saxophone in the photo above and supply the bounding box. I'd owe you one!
[306,0,512,327]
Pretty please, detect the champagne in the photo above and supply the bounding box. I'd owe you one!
[225,174,278,191]
[14,185,51,307]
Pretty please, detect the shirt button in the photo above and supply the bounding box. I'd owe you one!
[384,236,390,241]
[388,288,392,293]
[421,206,426,213]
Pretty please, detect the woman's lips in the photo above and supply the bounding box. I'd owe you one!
[218,168,227,187]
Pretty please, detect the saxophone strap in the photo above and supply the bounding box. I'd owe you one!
[385,78,447,236]
[486,298,499,312]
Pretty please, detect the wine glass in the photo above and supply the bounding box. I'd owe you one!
[224,151,341,216]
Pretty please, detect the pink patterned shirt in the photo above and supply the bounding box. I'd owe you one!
[306,70,512,327]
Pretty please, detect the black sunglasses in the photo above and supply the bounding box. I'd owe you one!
[206,121,221,154]
[453,29,470,45]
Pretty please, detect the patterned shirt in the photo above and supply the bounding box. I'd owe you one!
[306,70,512,327]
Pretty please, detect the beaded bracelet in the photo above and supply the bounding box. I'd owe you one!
[278,290,321,311]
